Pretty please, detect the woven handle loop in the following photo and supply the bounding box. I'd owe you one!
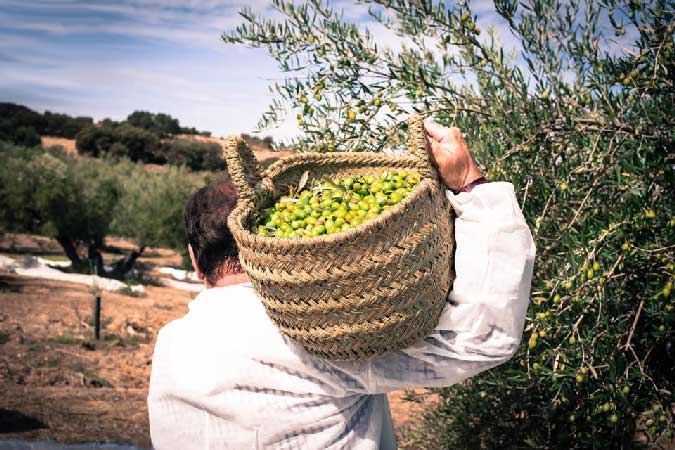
[406,114,436,180]
[223,136,265,204]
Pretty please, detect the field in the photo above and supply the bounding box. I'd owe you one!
[0,234,436,448]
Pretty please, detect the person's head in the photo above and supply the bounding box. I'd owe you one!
[184,179,243,287]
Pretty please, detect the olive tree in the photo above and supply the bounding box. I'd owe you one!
[0,144,120,274]
[224,0,674,447]
[110,163,205,275]
[0,143,207,279]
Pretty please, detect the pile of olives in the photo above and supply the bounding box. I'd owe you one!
[255,170,421,238]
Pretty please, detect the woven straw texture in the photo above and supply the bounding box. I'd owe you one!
[224,115,455,361]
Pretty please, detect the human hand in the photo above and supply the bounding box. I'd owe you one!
[423,118,483,192]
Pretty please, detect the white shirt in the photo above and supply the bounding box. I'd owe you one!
[148,182,536,450]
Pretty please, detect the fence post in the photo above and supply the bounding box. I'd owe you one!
[94,295,101,340]
[91,258,101,340]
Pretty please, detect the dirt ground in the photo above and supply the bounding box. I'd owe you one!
[0,235,436,448]
[41,137,78,156]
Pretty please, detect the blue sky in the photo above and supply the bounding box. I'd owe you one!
[0,1,632,142]
[0,0,300,140]
[0,0,461,142]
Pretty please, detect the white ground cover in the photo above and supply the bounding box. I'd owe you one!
[0,255,205,294]
[0,254,145,294]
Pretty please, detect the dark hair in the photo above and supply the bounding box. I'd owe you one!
[184,179,240,285]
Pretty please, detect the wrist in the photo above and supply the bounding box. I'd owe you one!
[464,163,483,186]
[455,164,483,191]
[452,164,485,193]
[458,176,487,193]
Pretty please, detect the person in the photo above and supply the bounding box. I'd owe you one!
[148,119,536,449]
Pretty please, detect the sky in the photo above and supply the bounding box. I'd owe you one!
[0,0,472,142]
[0,1,632,142]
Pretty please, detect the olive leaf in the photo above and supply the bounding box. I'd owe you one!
[297,170,309,192]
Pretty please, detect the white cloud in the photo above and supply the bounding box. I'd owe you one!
[6,0,610,144]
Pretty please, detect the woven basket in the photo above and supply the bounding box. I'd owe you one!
[224,114,454,361]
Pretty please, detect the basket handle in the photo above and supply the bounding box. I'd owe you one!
[406,114,437,180]
[223,136,264,204]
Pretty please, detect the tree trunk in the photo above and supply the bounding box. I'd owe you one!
[88,244,105,276]
[56,235,83,271]
[110,246,145,279]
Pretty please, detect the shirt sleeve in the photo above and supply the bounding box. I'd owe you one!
[322,181,536,394]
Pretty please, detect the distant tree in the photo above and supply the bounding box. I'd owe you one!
[110,164,200,276]
[178,126,211,136]
[240,133,277,149]
[99,118,117,128]
[0,103,45,134]
[112,124,160,162]
[0,103,46,145]
[43,111,94,138]
[262,136,274,148]
[75,126,114,157]
[155,139,226,171]
[0,103,93,141]
[127,110,181,136]
[126,111,154,131]
[76,124,159,163]
[0,143,120,274]
[12,126,41,147]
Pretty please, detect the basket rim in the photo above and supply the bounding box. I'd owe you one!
[229,176,440,250]
[262,150,425,179]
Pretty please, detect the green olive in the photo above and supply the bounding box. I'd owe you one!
[256,170,420,238]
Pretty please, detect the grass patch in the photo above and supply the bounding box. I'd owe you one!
[401,389,421,402]
[84,316,112,328]
[41,255,70,262]
[81,369,113,388]
[117,284,146,298]
[125,335,142,346]
[28,343,44,352]
[46,356,61,368]
[101,333,142,348]
[48,334,80,345]
[0,331,9,345]
[102,333,120,342]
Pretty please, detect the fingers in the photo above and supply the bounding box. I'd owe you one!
[423,118,448,142]
[423,118,463,145]
[428,140,450,165]
[429,138,458,157]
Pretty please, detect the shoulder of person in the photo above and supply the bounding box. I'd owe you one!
[156,283,281,351]
[152,284,312,394]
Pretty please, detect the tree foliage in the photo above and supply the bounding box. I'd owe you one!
[0,103,93,143]
[126,110,181,137]
[75,124,159,162]
[126,110,211,137]
[0,143,120,273]
[155,139,227,171]
[75,120,223,170]
[110,161,203,273]
[225,0,674,447]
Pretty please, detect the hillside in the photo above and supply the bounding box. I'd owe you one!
[5,105,292,170]
[41,135,293,166]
